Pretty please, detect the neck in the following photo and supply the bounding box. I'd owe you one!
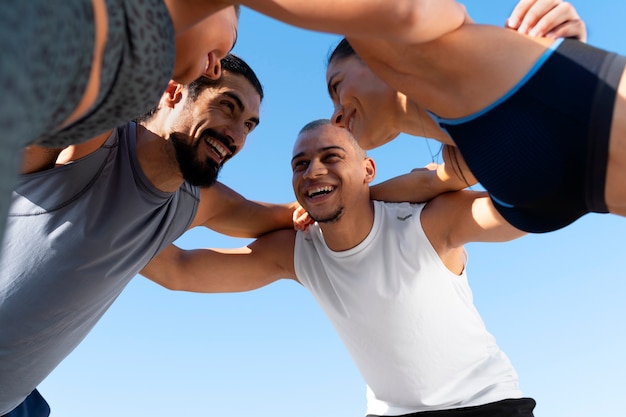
[135,122,185,193]
[318,200,375,252]
[404,100,455,145]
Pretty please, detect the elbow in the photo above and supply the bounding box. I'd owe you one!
[398,1,467,43]
[144,273,185,291]
[391,3,423,39]
[158,279,184,292]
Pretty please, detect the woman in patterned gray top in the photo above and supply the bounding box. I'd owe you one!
[0,0,240,260]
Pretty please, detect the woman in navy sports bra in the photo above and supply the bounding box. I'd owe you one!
[324,1,626,233]
[239,0,610,234]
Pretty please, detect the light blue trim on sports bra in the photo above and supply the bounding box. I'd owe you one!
[490,194,515,208]
[433,38,564,125]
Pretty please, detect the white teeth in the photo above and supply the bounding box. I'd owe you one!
[206,138,228,158]
[308,186,334,197]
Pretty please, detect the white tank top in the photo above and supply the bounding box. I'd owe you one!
[295,201,522,415]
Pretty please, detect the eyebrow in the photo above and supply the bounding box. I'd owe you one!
[224,91,260,126]
[291,145,346,163]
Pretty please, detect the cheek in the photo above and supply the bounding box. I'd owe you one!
[199,17,235,59]
[172,38,204,83]
[343,82,379,116]
[292,179,303,202]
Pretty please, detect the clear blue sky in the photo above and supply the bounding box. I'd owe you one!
[40,1,626,416]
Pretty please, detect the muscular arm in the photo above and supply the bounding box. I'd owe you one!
[190,181,299,237]
[370,145,476,203]
[241,0,585,44]
[238,0,467,44]
[420,190,526,273]
[140,228,297,292]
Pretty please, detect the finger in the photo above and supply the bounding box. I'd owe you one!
[527,2,581,37]
[526,6,564,37]
[516,0,562,35]
[506,0,538,29]
[546,20,587,42]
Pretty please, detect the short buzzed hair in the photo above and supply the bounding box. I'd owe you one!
[298,119,367,159]
[299,119,332,135]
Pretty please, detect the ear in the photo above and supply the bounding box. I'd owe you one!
[363,157,376,184]
[163,80,185,108]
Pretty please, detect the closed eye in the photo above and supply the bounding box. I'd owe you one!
[327,73,341,99]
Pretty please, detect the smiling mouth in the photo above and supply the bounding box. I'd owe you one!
[205,137,231,162]
[307,185,335,199]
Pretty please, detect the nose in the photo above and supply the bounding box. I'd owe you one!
[204,52,222,80]
[225,123,246,151]
[331,106,346,128]
[303,158,327,180]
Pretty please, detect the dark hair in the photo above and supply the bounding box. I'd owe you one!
[327,38,358,67]
[137,53,263,122]
[187,53,264,102]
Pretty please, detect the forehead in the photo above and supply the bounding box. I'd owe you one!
[181,6,238,46]
[293,125,353,155]
[199,72,260,111]
[221,6,239,46]
[208,5,239,30]
[326,55,362,80]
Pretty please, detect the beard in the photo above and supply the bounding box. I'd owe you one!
[170,131,224,188]
[309,205,344,224]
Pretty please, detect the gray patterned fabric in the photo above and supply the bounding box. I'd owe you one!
[0,0,175,258]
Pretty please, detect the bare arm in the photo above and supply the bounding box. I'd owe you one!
[422,190,526,250]
[20,145,64,174]
[190,182,299,237]
[238,0,467,44]
[370,145,476,203]
[420,190,526,273]
[141,228,297,292]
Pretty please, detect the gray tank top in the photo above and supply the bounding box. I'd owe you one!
[0,123,199,414]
